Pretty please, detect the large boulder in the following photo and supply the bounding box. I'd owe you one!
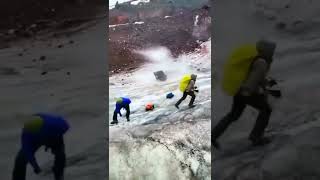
[153,70,167,81]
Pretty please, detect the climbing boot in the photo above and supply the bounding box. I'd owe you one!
[110,120,118,125]
[189,104,196,108]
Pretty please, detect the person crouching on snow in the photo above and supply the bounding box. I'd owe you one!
[111,97,131,124]
[12,113,69,180]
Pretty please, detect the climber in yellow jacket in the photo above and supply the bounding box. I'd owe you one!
[212,40,277,149]
[175,74,198,109]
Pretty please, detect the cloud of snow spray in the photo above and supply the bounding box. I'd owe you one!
[132,46,195,85]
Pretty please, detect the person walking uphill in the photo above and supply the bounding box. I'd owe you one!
[175,74,199,109]
[12,113,70,180]
[212,40,277,149]
[111,97,131,124]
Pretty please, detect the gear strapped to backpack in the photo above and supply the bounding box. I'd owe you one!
[179,74,192,92]
[222,44,259,96]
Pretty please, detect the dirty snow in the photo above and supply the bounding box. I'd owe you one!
[109,0,131,9]
[108,23,129,28]
[0,19,107,180]
[109,0,151,9]
[134,21,145,25]
[131,0,150,6]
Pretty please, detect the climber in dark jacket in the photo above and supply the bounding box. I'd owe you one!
[12,113,70,180]
[212,40,277,148]
[111,97,131,124]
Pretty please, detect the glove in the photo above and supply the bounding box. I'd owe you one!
[34,166,42,174]
[194,86,199,92]
[267,89,282,98]
[267,78,277,87]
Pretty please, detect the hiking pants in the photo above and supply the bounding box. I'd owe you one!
[12,136,66,180]
[212,92,272,140]
[50,136,66,180]
[12,150,28,180]
[113,104,130,121]
[175,91,196,107]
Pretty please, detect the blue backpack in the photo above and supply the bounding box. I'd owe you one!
[166,92,174,99]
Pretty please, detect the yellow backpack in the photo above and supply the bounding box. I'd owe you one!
[222,44,258,96]
[179,74,192,92]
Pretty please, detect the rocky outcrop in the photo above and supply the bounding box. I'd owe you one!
[108,3,211,75]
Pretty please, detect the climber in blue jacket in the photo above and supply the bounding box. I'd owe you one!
[111,97,131,124]
[12,113,70,180]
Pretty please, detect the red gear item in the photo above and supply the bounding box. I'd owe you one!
[145,103,154,111]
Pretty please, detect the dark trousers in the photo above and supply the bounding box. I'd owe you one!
[113,104,130,121]
[12,136,66,180]
[12,150,28,180]
[50,136,66,180]
[212,92,272,141]
[175,91,196,107]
